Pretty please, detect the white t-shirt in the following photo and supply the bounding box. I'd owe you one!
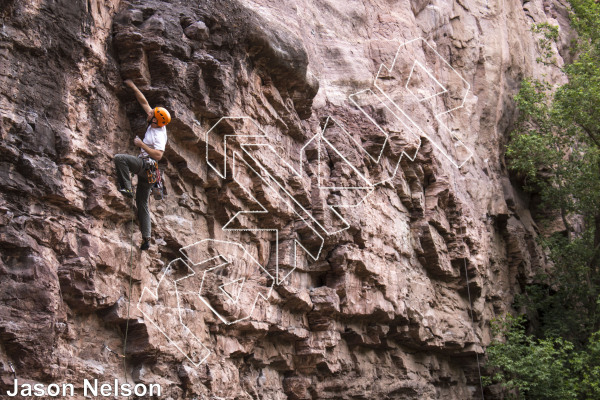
[139,125,167,158]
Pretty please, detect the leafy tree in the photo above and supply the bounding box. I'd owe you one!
[488,1,600,397]
[505,0,600,344]
[486,316,600,400]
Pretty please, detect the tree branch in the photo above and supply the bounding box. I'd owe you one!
[579,124,600,148]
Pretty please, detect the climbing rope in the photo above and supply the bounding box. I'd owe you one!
[104,194,135,376]
[463,253,486,399]
[121,191,136,383]
[452,175,485,399]
[45,111,135,377]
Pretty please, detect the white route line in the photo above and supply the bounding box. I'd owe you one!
[179,239,274,325]
[137,257,211,367]
[219,277,245,303]
[137,37,474,367]
[232,146,326,283]
[373,37,473,169]
[137,239,274,364]
[406,59,448,102]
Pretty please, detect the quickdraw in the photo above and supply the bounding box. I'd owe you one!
[144,159,164,200]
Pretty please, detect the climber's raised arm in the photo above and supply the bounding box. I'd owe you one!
[114,79,170,251]
[124,79,152,114]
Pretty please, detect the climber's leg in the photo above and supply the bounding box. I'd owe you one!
[114,154,144,197]
[136,174,153,249]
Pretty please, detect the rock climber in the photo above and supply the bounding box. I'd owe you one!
[114,79,171,250]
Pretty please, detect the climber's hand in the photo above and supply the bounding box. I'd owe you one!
[134,136,143,148]
[124,79,135,89]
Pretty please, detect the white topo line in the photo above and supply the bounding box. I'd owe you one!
[137,38,474,366]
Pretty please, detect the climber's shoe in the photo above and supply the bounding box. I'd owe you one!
[140,237,151,251]
[119,188,134,198]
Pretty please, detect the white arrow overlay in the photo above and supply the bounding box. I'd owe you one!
[137,38,473,366]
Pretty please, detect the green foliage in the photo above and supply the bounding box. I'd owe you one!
[486,315,600,399]
[580,331,600,397]
[507,77,600,217]
[532,23,560,65]
[507,0,600,323]
[516,231,600,344]
[568,0,600,46]
[491,1,600,398]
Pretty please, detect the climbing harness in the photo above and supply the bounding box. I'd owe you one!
[143,158,164,200]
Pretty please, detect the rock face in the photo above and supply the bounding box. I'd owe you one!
[0,0,572,398]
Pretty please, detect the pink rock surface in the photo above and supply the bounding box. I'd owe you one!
[0,0,572,398]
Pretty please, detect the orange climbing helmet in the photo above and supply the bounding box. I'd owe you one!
[154,107,171,127]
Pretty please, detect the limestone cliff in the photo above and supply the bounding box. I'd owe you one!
[0,0,573,398]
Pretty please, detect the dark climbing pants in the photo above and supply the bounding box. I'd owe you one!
[113,154,152,239]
